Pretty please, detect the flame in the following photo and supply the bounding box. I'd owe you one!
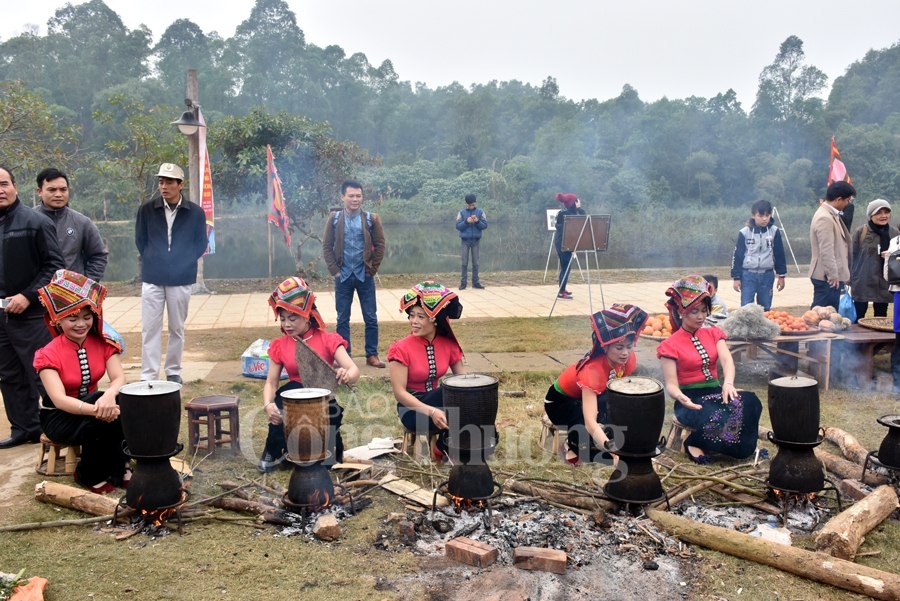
[134,490,188,528]
[447,492,486,513]
[306,488,332,511]
[769,487,818,506]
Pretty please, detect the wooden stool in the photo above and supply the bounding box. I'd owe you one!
[400,429,439,461]
[185,395,241,459]
[665,417,695,452]
[539,413,565,453]
[35,433,80,476]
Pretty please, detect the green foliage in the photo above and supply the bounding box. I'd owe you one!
[0,569,28,601]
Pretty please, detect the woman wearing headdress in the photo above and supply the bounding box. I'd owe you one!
[544,304,648,465]
[259,276,359,472]
[554,193,585,300]
[33,270,126,494]
[388,282,466,460]
[657,275,763,464]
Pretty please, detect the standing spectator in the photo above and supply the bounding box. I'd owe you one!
[455,194,487,290]
[809,181,855,309]
[135,163,208,383]
[322,180,387,368]
[731,199,786,310]
[0,165,64,448]
[850,199,898,321]
[34,168,108,280]
[554,193,586,300]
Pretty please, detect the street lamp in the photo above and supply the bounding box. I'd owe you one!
[171,98,204,135]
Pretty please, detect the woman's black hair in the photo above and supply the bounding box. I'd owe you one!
[405,298,462,340]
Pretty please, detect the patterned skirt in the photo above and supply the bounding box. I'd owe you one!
[674,382,762,459]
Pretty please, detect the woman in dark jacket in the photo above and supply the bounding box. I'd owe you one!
[554,193,586,300]
[850,199,898,321]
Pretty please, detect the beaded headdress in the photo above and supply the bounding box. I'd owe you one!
[268,276,325,330]
[37,270,122,352]
[591,303,649,347]
[399,281,463,345]
[664,275,712,331]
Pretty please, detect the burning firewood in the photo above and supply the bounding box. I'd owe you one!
[647,508,900,601]
[815,485,899,561]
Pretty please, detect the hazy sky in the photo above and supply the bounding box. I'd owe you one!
[4,0,899,107]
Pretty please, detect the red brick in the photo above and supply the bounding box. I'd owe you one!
[839,479,871,502]
[445,536,498,567]
[513,547,567,574]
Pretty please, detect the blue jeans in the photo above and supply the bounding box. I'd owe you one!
[810,278,841,310]
[334,273,378,357]
[740,269,775,310]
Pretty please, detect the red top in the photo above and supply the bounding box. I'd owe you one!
[656,326,727,385]
[268,330,348,383]
[387,334,464,393]
[556,353,636,398]
[34,333,119,400]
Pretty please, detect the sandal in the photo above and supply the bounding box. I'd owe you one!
[74,471,116,495]
[684,445,711,465]
[559,443,583,466]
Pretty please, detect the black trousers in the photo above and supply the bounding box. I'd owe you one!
[543,385,612,464]
[263,381,344,465]
[0,313,51,439]
[40,391,126,487]
[853,301,888,322]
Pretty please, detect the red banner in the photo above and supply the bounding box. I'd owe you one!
[198,109,215,255]
[267,145,291,248]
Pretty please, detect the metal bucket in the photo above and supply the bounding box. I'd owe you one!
[768,376,820,443]
[119,381,182,457]
[281,388,331,463]
[442,374,498,450]
[606,377,665,456]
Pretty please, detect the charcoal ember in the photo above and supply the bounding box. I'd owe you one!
[432,517,453,533]
[644,560,659,570]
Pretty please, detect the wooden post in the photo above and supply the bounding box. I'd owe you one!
[188,68,210,295]
[815,485,899,561]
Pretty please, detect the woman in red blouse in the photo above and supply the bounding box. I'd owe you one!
[388,282,465,459]
[544,304,648,465]
[259,277,359,472]
[33,270,126,494]
[656,275,763,464]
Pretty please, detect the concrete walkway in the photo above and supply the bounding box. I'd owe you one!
[102,275,817,333]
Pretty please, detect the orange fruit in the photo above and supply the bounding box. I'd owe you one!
[652,330,662,337]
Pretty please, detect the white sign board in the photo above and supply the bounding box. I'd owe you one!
[546,208,560,232]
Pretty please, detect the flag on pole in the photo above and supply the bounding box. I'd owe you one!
[198,109,215,255]
[827,136,852,186]
[267,145,291,248]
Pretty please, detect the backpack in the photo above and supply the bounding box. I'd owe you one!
[332,209,373,234]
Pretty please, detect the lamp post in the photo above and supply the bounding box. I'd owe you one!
[170,68,210,294]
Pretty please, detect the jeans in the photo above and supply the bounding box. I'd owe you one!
[557,250,573,293]
[334,273,378,357]
[811,278,841,310]
[460,239,480,285]
[740,269,775,310]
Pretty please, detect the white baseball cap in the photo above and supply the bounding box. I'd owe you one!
[156,163,185,181]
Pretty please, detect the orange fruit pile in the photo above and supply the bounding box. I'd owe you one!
[641,314,673,338]
[763,310,809,332]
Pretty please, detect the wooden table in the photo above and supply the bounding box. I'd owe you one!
[830,324,895,390]
[727,332,843,390]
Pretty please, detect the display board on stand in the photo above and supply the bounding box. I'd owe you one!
[543,208,586,284]
[549,214,611,318]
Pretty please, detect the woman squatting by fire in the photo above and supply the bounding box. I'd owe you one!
[657,275,763,464]
[258,277,359,472]
[544,304,649,465]
[33,270,128,494]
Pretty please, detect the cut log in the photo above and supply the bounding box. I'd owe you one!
[35,480,119,516]
[824,426,870,465]
[504,479,616,512]
[201,497,295,526]
[647,508,900,601]
[815,485,899,561]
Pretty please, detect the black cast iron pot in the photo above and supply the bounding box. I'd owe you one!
[286,462,334,510]
[119,381,182,457]
[876,415,900,469]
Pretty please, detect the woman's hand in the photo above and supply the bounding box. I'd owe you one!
[334,367,351,385]
[94,391,120,422]
[264,402,283,426]
[676,394,703,410]
[722,382,740,401]
[429,407,448,430]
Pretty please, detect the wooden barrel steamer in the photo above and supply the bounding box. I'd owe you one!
[281,388,331,463]
[768,376,820,443]
[606,377,665,455]
[441,374,499,450]
[118,381,182,457]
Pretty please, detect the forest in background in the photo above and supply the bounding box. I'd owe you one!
[2,0,900,232]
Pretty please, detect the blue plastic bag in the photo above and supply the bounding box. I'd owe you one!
[838,288,857,323]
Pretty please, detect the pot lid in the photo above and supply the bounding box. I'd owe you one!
[281,387,332,400]
[877,414,900,429]
[119,380,182,395]
[769,376,817,388]
[607,376,662,395]
[442,373,498,388]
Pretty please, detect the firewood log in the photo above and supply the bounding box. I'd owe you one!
[505,479,616,512]
[201,497,295,525]
[824,426,871,465]
[815,485,899,561]
[647,508,900,601]
[35,480,119,516]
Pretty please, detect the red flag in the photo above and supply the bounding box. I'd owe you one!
[266,145,291,248]
[827,136,852,186]
[198,109,215,255]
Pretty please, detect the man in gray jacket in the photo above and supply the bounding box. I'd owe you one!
[34,168,108,280]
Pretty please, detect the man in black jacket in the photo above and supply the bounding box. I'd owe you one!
[135,163,208,383]
[0,166,65,448]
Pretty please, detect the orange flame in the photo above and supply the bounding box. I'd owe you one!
[447,492,486,512]
[306,488,332,511]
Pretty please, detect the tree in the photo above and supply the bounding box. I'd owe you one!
[208,106,374,275]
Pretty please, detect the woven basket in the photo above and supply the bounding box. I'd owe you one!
[858,317,895,333]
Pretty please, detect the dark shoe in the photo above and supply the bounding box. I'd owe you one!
[366,355,386,368]
[557,292,573,300]
[166,374,183,384]
[758,448,769,459]
[459,283,467,290]
[257,451,288,473]
[684,445,711,465]
[74,471,116,494]
[0,434,41,449]
[560,443,583,466]
[473,283,485,289]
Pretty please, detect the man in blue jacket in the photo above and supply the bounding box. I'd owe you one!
[455,194,488,290]
[135,163,208,383]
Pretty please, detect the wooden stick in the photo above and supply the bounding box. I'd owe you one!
[647,508,900,601]
[0,513,125,533]
[815,485,899,561]
[504,479,616,512]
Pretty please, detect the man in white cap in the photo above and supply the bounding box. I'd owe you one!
[135,163,209,383]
